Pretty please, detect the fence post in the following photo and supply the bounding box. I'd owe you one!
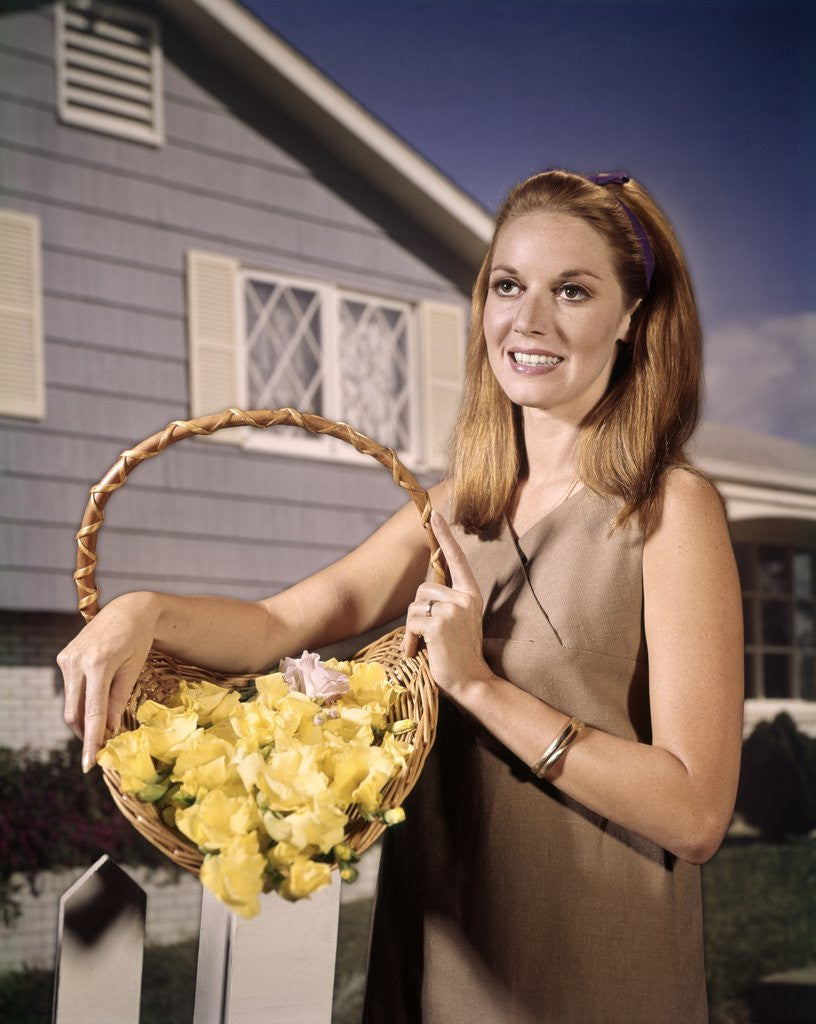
[52,855,146,1024]
[193,874,342,1024]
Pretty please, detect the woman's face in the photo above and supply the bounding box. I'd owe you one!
[483,210,634,426]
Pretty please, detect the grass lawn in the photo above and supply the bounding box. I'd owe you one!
[0,941,198,1024]
[702,836,816,1024]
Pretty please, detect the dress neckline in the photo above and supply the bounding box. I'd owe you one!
[505,483,587,548]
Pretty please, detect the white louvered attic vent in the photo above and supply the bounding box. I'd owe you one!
[56,1,164,146]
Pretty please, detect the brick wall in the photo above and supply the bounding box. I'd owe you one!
[0,666,73,749]
[0,610,83,748]
[0,611,84,667]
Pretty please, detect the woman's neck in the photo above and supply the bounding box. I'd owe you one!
[521,410,581,486]
[508,413,583,535]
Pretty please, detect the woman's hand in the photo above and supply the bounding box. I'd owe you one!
[56,493,438,774]
[403,511,496,699]
[57,592,161,772]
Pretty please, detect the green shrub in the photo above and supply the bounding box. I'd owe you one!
[703,837,816,1024]
[0,739,166,925]
[736,713,816,842]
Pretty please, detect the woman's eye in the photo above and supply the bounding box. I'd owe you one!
[491,278,520,297]
[558,283,589,301]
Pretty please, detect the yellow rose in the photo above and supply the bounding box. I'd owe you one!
[251,747,328,812]
[175,789,260,851]
[273,692,323,741]
[266,840,301,868]
[321,707,376,744]
[98,729,158,794]
[135,701,199,762]
[327,743,397,811]
[262,801,348,854]
[207,716,241,745]
[351,772,393,813]
[380,731,413,771]
[200,833,266,918]
[345,660,402,707]
[279,856,332,901]
[171,731,238,798]
[235,750,265,793]
[178,680,242,725]
[229,699,281,751]
[254,671,290,704]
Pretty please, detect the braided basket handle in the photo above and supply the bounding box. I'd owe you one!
[74,408,447,620]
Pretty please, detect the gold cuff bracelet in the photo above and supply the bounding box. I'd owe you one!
[531,717,586,779]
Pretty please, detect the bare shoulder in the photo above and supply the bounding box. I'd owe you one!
[643,467,739,609]
[646,467,728,545]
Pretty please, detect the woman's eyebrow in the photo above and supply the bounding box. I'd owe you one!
[556,268,602,280]
[489,264,603,280]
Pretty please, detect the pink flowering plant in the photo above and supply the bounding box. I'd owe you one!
[98,652,413,918]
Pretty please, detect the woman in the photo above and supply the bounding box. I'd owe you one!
[59,169,743,1023]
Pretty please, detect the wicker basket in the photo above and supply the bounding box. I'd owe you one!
[73,408,442,875]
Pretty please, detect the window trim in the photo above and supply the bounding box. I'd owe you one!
[239,268,421,468]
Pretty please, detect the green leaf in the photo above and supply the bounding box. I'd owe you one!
[138,782,170,803]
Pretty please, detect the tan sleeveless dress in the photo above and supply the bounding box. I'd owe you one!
[363,488,708,1024]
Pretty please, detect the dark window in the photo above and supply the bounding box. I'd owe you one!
[735,541,816,700]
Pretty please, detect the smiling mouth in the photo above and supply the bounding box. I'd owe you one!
[512,352,563,367]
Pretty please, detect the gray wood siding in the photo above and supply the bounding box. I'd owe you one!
[0,5,469,614]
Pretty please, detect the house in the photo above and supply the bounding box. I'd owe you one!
[1,0,814,755]
[691,422,816,736]
[0,0,489,753]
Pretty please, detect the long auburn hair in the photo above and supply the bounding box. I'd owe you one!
[449,169,703,532]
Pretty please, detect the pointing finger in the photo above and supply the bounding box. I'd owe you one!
[431,510,480,598]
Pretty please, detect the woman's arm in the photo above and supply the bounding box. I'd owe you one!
[406,471,744,864]
[59,488,438,771]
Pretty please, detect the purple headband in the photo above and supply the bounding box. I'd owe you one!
[541,169,655,290]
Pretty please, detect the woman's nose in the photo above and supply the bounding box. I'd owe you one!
[513,290,550,336]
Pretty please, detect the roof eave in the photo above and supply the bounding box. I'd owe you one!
[155,0,494,266]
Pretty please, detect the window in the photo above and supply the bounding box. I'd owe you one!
[186,251,465,469]
[0,210,45,420]
[56,1,164,146]
[736,541,816,701]
[242,273,418,458]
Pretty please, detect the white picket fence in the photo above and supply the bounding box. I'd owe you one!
[44,850,379,1024]
[1,865,201,973]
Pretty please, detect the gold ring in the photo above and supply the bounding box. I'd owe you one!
[425,600,436,617]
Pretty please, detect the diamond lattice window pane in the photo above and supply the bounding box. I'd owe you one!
[339,298,411,450]
[245,278,324,418]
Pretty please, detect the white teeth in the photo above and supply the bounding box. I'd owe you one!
[513,352,562,366]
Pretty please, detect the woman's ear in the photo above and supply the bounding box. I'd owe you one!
[617,298,642,344]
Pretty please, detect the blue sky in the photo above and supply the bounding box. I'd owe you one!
[243,0,815,446]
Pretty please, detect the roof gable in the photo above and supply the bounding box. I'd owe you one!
[155,0,493,264]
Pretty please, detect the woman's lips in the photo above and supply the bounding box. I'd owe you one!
[509,350,564,372]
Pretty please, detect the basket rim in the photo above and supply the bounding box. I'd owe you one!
[73,407,447,621]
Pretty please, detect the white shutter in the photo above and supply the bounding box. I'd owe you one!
[0,211,45,420]
[186,250,244,444]
[419,301,466,469]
